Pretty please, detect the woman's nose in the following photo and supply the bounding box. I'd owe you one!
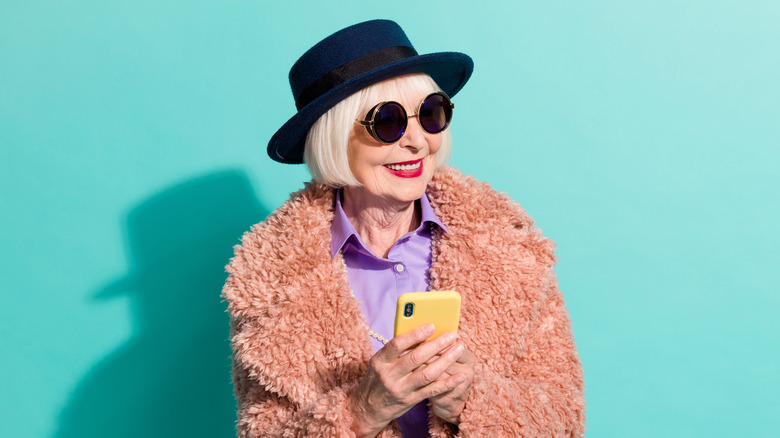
[398,116,426,151]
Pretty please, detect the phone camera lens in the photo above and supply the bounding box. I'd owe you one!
[404,302,414,317]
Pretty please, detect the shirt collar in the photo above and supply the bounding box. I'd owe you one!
[330,188,448,258]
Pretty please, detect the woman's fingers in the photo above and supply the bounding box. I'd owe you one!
[406,342,464,388]
[380,324,435,360]
[381,327,459,375]
[453,343,474,364]
[352,330,471,433]
[368,328,463,409]
[428,343,476,424]
[403,331,457,369]
[417,362,467,400]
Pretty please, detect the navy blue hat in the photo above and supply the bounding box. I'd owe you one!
[268,19,474,164]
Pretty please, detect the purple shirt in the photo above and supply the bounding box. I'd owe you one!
[330,190,448,438]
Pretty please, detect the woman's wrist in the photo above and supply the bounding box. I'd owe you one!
[347,393,385,438]
[436,410,462,427]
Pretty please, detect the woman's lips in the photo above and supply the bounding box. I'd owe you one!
[383,159,423,178]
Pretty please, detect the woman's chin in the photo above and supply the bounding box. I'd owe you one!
[384,182,429,204]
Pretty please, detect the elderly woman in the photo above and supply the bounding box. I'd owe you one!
[223,20,585,437]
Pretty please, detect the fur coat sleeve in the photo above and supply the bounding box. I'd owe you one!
[222,167,585,437]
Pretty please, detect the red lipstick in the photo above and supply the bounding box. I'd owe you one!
[383,159,423,178]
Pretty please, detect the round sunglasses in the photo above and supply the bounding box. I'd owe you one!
[355,92,454,144]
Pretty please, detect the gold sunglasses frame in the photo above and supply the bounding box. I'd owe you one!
[354,92,454,144]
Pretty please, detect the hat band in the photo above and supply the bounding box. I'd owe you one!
[295,45,419,110]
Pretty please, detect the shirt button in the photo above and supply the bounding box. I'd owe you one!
[394,263,405,273]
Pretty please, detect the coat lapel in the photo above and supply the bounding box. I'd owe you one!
[235,183,373,406]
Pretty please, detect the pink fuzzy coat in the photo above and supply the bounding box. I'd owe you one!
[222,167,585,437]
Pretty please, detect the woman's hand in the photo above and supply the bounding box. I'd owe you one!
[429,342,476,425]
[348,324,466,438]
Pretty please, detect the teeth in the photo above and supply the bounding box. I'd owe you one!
[385,161,421,171]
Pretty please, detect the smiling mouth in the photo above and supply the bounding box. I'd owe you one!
[384,160,422,171]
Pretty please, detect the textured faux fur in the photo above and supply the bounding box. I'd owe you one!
[223,166,585,437]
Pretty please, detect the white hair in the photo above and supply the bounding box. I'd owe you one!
[304,73,453,187]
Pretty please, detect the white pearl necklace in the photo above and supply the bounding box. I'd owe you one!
[337,222,436,347]
[337,251,390,345]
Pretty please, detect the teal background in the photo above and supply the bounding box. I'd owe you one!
[2,1,778,436]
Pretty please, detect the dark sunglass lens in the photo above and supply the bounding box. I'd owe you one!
[374,102,406,143]
[419,93,452,134]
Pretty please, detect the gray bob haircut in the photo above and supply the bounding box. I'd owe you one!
[303,73,453,187]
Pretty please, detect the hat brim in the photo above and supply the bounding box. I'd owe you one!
[268,51,473,164]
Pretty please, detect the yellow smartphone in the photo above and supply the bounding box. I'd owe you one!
[394,290,461,341]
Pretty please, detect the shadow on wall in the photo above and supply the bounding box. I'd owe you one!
[55,170,269,438]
